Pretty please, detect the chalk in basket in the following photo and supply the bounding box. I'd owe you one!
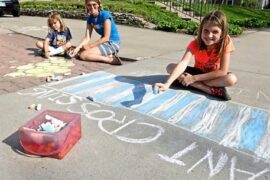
[18,110,81,159]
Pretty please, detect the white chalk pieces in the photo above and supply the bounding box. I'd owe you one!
[46,75,63,82]
[28,103,42,111]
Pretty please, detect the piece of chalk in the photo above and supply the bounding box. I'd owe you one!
[64,72,71,76]
[35,104,42,111]
[45,114,61,122]
[51,75,63,81]
[40,122,55,133]
[153,86,159,94]
[28,104,36,109]
[46,77,51,82]
[88,96,95,102]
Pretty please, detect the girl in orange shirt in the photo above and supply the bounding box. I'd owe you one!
[154,10,237,100]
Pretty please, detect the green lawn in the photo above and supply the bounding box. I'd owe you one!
[220,5,270,21]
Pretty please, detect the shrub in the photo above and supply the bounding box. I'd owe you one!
[229,24,243,36]
[185,21,199,35]
[230,17,269,28]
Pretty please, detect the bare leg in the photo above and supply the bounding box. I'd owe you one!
[189,82,212,94]
[36,41,72,52]
[166,63,177,74]
[190,73,237,95]
[36,41,44,49]
[203,73,237,87]
[79,47,118,64]
[63,42,72,51]
[166,63,237,95]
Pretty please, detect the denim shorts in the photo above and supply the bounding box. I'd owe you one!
[98,41,120,56]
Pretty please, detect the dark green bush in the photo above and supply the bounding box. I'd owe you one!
[185,21,199,35]
[156,21,178,32]
[230,18,268,28]
[229,24,243,36]
[21,1,85,11]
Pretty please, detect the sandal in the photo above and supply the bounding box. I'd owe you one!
[210,87,231,101]
[111,55,123,65]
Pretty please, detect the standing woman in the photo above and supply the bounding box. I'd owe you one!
[70,0,122,65]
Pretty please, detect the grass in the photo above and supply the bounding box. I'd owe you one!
[220,5,270,22]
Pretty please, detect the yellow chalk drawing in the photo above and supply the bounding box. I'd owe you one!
[17,64,34,70]
[36,62,52,67]
[53,68,71,74]
[5,57,75,78]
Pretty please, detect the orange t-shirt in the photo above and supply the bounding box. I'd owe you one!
[187,35,235,72]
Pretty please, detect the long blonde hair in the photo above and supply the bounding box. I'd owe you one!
[197,10,229,55]
[47,13,67,32]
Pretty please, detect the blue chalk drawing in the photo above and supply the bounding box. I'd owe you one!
[239,109,267,151]
[179,98,211,128]
[64,75,114,94]
[158,92,197,120]
[134,90,177,113]
[59,71,270,162]
[205,104,239,141]
[110,85,149,107]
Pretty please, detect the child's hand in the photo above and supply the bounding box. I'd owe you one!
[154,83,169,92]
[56,40,65,46]
[179,73,196,86]
[82,44,89,50]
[69,48,79,58]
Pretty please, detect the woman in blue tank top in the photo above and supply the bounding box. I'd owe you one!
[70,0,122,65]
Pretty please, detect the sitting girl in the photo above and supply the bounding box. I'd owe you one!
[36,13,72,58]
[69,0,122,65]
[154,11,237,100]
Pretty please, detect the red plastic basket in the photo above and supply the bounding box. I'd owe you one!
[19,110,81,159]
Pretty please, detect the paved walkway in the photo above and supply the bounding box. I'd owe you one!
[0,32,131,95]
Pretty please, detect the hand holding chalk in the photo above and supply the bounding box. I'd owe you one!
[153,85,159,95]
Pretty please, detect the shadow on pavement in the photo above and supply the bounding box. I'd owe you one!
[26,47,40,56]
[2,131,43,158]
[115,74,224,104]
[2,131,25,155]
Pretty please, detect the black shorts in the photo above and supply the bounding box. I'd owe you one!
[184,66,203,75]
[172,66,203,86]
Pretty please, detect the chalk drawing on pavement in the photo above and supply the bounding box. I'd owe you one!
[4,57,74,77]
[17,86,270,179]
[229,87,270,102]
[17,87,165,144]
[17,26,48,34]
[158,143,270,179]
[41,70,270,163]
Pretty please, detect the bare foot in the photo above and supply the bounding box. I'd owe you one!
[44,52,50,59]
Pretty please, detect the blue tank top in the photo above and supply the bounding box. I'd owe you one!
[87,10,120,44]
